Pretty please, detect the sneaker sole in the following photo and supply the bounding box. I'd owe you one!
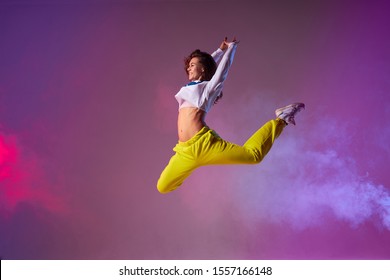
[275,102,305,117]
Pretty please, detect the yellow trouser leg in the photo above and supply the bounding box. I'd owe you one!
[199,119,285,165]
[157,119,285,194]
[157,150,199,194]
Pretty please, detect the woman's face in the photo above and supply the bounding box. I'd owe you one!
[187,57,204,81]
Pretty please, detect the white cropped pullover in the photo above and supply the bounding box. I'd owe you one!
[175,42,238,113]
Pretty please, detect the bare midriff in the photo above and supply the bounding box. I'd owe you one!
[177,107,207,142]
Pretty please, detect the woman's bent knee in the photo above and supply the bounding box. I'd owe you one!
[157,179,181,194]
[157,181,170,194]
[157,185,170,194]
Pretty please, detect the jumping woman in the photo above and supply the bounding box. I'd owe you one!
[157,37,304,194]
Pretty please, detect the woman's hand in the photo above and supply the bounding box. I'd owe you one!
[219,37,239,51]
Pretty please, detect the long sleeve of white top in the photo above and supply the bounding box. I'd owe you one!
[211,48,224,63]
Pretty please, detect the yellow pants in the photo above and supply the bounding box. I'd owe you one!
[157,119,285,194]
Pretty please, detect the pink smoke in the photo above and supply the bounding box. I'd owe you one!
[0,131,66,217]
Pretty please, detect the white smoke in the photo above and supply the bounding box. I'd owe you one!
[230,115,390,231]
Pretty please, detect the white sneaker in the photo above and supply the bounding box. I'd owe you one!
[275,103,305,125]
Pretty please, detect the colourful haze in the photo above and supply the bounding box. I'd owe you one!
[1,0,390,259]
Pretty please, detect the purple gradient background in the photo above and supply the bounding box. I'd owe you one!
[1,0,390,259]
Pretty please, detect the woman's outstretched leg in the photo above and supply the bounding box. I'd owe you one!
[242,118,285,163]
[199,103,305,166]
[197,119,284,166]
[241,102,305,162]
